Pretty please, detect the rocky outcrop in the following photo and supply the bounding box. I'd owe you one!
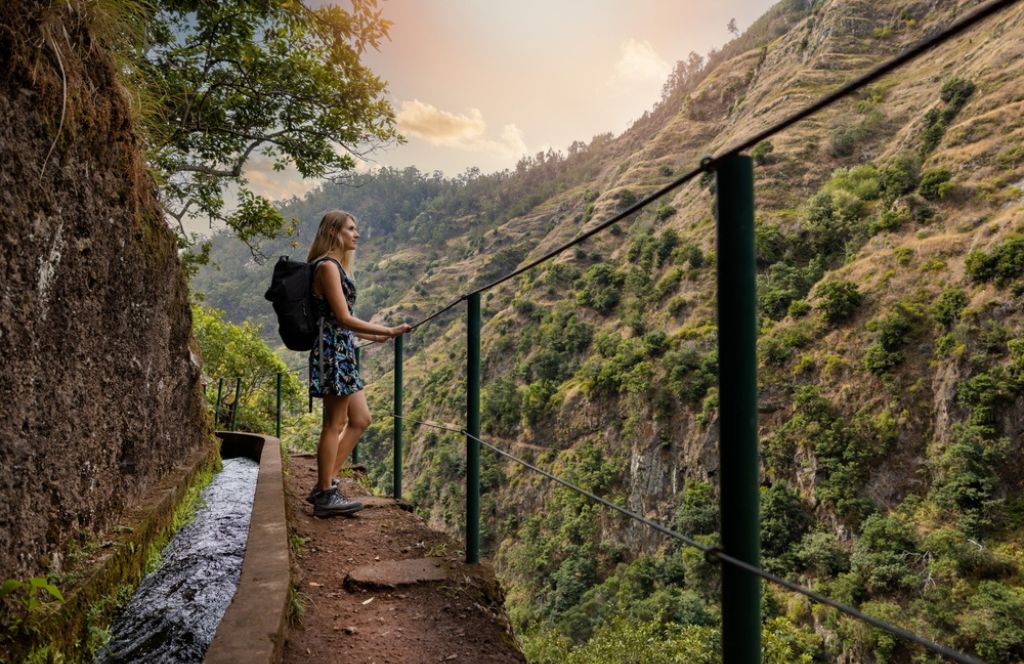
[0,1,213,580]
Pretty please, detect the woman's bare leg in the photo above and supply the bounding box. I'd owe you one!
[331,390,371,477]
[317,393,350,491]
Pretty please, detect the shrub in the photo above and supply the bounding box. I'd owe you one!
[759,322,812,365]
[520,379,558,427]
[964,234,1024,286]
[918,168,953,201]
[828,125,862,158]
[802,190,868,257]
[771,387,883,520]
[663,347,717,403]
[758,259,825,321]
[940,76,976,107]
[655,204,677,221]
[642,331,668,357]
[870,208,906,234]
[528,348,567,382]
[826,163,882,201]
[761,483,812,566]
[674,482,719,536]
[672,243,704,269]
[578,334,647,395]
[787,299,811,318]
[752,139,775,165]
[538,302,593,355]
[576,263,624,314]
[850,514,920,595]
[582,202,595,222]
[795,531,850,576]
[654,268,684,300]
[627,235,657,266]
[920,77,976,155]
[755,222,787,267]
[932,288,968,327]
[482,376,521,437]
[613,188,638,209]
[958,368,1016,426]
[814,280,862,324]
[656,229,680,264]
[931,422,1009,534]
[961,581,1024,663]
[934,332,960,359]
[880,152,921,199]
[863,303,921,376]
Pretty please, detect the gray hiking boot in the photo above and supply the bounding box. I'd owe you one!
[311,487,363,517]
[306,478,340,505]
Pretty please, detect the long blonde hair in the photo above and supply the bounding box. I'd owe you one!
[306,210,356,273]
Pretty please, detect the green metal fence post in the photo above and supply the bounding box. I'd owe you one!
[230,377,242,432]
[214,378,224,428]
[715,153,761,664]
[393,336,403,499]
[466,293,481,564]
[353,346,361,464]
[275,372,282,439]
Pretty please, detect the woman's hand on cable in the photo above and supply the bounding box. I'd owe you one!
[389,323,413,337]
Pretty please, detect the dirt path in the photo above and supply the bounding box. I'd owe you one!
[281,454,525,664]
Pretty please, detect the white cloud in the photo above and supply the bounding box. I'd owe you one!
[397,99,527,159]
[397,100,486,142]
[609,38,671,86]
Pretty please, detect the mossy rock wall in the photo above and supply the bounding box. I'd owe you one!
[0,1,213,580]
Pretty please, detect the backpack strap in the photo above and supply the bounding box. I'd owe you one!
[311,256,345,295]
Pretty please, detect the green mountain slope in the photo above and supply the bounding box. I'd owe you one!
[195,0,1024,660]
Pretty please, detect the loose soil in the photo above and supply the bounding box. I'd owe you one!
[282,455,525,664]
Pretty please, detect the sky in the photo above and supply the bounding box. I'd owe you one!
[244,0,779,202]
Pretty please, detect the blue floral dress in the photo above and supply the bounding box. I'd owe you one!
[309,260,365,398]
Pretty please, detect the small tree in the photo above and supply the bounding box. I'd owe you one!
[127,0,400,257]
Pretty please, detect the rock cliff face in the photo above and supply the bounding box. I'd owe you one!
[0,1,212,579]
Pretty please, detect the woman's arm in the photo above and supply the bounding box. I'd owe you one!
[317,261,410,337]
[355,332,388,342]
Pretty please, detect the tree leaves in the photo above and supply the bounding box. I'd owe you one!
[119,0,399,256]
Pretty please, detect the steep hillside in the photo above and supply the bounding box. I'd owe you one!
[197,0,1024,660]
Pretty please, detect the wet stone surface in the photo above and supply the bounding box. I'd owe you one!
[96,457,259,663]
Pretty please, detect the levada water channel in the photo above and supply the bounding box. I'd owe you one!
[95,456,260,663]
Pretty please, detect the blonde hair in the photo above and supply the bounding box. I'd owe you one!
[306,210,356,273]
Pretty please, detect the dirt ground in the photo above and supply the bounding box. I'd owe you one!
[281,454,526,664]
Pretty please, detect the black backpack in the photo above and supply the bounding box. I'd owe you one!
[264,256,337,351]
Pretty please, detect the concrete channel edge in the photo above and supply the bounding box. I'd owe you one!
[205,431,289,664]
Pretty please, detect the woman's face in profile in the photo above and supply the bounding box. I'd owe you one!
[338,218,360,251]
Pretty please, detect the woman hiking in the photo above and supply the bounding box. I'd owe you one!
[305,210,412,517]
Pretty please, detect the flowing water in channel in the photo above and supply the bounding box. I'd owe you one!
[95,456,260,663]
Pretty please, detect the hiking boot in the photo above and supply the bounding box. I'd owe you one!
[306,478,340,505]
[311,487,363,517]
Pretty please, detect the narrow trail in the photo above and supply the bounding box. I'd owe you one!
[281,454,525,664]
